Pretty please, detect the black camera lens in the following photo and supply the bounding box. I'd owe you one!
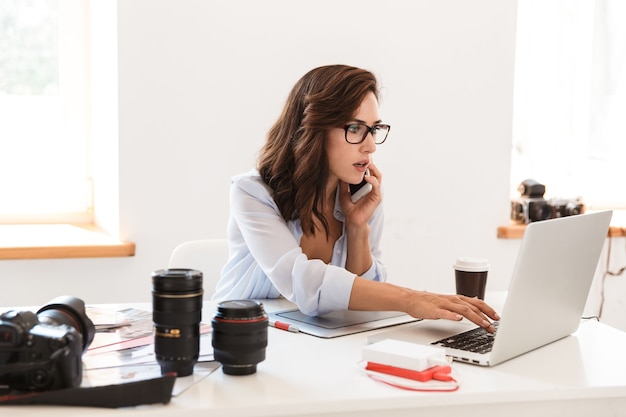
[36,295,95,352]
[528,200,552,222]
[152,269,203,377]
[212,300,268,376]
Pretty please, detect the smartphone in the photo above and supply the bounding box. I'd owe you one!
[349,169,372,203]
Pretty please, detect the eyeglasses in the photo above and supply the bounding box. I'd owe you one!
[343,123,391,144]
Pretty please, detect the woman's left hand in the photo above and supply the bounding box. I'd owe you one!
[339,162,382,228]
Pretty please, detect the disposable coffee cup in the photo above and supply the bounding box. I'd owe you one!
[453,258,489,300]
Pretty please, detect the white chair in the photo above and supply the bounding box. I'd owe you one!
[168,238,229,298]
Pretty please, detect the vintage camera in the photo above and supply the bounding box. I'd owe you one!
[511,179,551,223]
[511,179,584,224]
[0,296,95,391]
[549,198,585,218]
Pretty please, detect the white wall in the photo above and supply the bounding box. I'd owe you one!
[0,1,539,312]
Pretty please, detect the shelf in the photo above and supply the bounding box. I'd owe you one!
[498,211,626,239]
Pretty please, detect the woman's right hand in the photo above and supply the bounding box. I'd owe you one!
[349,278,500,333]
[405,290,500,333]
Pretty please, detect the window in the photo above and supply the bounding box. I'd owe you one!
[512,0,626,209]
[0,0,92,224]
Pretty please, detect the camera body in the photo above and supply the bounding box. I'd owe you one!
[511,179,584,224]
[0,296,94,391]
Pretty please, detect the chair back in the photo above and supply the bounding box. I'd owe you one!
[168,238,228,298]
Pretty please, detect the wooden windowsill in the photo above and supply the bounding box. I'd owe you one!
[498,211,626,239]
[0,224,136,260]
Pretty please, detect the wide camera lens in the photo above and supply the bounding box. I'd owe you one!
[152,268,203,377]
[212,300,268,375]
[36,295,95,352]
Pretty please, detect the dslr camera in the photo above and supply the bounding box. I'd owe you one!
[511,179,584,224]
[0,296,95,391]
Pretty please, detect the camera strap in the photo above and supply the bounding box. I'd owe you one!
[0,373,176,408]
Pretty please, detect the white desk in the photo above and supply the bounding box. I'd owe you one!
[4,295,626,417]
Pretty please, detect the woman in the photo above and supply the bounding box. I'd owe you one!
[214,65,499,332]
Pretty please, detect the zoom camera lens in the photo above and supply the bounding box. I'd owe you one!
[212,300,268,376]
[152,269,203,377]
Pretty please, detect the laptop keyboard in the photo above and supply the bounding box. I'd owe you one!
[431,322,499,354]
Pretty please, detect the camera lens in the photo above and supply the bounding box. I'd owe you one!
[565,202,582,216]
[212,300,268,376]
[528,200,552,222]
[36,295,95,352]
[152,269,203,377]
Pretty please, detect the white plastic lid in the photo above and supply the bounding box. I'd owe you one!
[453,257,490,272]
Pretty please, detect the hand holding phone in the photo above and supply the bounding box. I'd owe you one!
[349,169,372,203]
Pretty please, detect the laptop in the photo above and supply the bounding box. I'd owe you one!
[367,210,613,366]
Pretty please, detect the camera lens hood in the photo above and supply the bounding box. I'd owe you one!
[152,269,203,294]
[36,295,95,352]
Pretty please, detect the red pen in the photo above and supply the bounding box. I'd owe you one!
[269,320,300,333]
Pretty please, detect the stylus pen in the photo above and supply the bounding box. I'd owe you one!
[269,320,300,333]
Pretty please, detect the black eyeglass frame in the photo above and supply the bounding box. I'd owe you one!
[342,123,391,144]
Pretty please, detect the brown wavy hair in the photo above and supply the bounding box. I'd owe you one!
[258,65,379,236]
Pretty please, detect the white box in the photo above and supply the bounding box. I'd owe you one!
[362,339,447,372]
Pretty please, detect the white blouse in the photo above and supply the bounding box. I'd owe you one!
[212,169,387,316]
